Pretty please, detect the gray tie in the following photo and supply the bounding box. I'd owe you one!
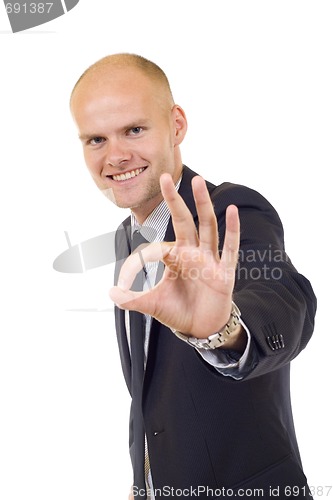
[130,230,150,498]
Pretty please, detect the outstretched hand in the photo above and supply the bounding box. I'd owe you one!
[109,174,240,339]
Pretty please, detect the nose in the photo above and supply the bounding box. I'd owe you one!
[106,138,131,168]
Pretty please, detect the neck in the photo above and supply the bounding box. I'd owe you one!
[132,165,183,225]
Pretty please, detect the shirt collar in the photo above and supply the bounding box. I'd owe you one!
[131,175,182,242]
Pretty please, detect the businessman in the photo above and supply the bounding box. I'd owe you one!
[70,53,317,499]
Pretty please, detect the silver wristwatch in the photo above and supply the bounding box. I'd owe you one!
[171,302,241,350]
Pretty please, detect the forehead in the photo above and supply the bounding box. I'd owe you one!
[71,68,171,135]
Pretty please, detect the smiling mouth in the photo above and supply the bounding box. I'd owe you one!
[108,167,147,182]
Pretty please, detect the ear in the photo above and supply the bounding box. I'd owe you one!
[171,105,187,146]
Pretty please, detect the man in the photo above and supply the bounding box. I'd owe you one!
[70,54,316,499]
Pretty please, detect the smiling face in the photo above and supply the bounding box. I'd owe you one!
[70,61,187,223]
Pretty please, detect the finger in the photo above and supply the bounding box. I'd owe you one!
[220,204,240,276]
[110,273,161,313]
[191,176,219,254]
[160,173,198,246]
[109,285,149,310]
[116,241,170,290]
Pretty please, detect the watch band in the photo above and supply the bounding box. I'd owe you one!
[171,302,241,350]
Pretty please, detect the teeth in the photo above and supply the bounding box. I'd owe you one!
[112,167,145,182]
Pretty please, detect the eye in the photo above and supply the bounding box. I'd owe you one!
[89,137,105,145]
[128,127,143,136]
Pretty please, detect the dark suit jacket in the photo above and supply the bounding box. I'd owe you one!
[114,166,316,499]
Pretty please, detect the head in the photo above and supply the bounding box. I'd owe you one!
[70,53,187,223]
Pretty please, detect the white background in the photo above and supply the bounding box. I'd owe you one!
[0,1,332,498]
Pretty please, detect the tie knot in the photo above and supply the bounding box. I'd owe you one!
[131,225,157,251]
[131,230,148,252]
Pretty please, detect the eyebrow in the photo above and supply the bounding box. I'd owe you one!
[78,119,151,141]
[79,133,100,141]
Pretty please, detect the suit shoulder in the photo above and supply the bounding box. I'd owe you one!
[212,182,280,215]
[211,182,285,239]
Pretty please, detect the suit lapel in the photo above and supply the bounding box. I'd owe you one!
[114,218,132,392]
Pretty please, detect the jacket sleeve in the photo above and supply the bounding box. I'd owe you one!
[211,182,317,379]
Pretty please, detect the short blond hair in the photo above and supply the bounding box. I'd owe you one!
[71,53,174,105]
